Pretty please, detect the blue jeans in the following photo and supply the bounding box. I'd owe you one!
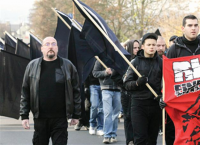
[89,85,104,130]
[102,90,121,138]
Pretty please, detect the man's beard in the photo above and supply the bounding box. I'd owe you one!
[47,51,55,59]
[158,51,164,56]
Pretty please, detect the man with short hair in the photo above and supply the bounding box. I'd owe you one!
[168,35,178,47]
[161,14,200,145]
[20,37,81,145]
[156,36,166,57]
[124,33,162,145]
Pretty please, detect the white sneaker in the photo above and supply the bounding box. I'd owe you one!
[110,137,117,143]
[89,127,96,135]
[96,130,104,136]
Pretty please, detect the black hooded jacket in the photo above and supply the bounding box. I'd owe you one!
[123,50,162,105]
[167,36,200,58]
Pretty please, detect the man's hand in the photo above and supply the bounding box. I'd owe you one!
[70,119,79,126]
[22,119,30,129]
[136,76,147,86]
[159,97,166,109]
[154,95,162,101]
[105,68,112,75]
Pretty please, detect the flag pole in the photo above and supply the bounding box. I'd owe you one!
[51,8,71,30]
[162,78,166,145]
[0,38,5,45]
[29,31,42,43]
[4,31,17,43]
[51,8,108,69]
[73,0,158,97]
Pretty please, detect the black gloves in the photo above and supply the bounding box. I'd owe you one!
[159,97,166,109]
[136,76,147,86]
[154,95,162,101]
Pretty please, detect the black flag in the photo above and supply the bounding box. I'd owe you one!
[4,43,16,54]
[155,29,161,36]
[54,10,72,58]
[73,0,130,75]
[30,34,42,60]
[16,38,30,59]
[0,50,29,119]
[5,33,16,48]
[68,24,96,84]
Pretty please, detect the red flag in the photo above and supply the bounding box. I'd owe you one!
[163,55,200,145]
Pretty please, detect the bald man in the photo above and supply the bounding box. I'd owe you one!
[156,36,166,57]
[20,37,81,145]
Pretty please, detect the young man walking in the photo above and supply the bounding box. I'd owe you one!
[124,33,162,145]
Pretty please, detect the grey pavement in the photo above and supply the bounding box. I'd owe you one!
[0,116,163,145]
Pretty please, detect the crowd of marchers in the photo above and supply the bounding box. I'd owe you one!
[20,14,199,145]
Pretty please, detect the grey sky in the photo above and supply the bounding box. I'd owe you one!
[0,0,35,23]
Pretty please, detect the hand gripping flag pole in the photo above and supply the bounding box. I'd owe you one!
[73,0,159,97]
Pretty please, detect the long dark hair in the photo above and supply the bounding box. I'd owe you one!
[125,40,140,60]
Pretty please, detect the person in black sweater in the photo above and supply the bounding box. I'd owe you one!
[160,15,200,145]
[20,37,81,145]
[124,33,162,145]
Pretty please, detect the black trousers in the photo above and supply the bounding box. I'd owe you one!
[131,104,161,145]
[121,91,134,145]
[165,113,175,145]
[33,118,68,145]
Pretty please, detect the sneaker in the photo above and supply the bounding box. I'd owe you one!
[128,141,134,145]
[118,113,124,118]
[83,125,89,130]
[159,130,163,135]
[110,137,117,143]
[103,137,110,144]
[89,127,96,135]
[96,130,104,136]
[74,122,83,131]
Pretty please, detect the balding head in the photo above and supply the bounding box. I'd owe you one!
[41,37,58,61]
[42,37,57,46]
[156,36,166,57]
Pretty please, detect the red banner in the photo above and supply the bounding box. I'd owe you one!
[163,55,200,145]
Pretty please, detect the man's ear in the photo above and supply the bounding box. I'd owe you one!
[181,26,185,32]
[141,44,144,50]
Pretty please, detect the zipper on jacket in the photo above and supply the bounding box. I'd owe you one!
[194,45,200,55]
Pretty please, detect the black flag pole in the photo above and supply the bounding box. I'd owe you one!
[73,0,158,97]
[51,7,108,69]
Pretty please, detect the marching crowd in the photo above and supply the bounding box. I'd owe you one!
[20,14,200,145]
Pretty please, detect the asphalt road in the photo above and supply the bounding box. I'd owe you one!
[0,116,163,145]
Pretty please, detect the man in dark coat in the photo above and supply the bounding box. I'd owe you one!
[124,33,162,145]
[20,37,81,145]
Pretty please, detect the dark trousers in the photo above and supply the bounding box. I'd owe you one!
[165,113,175,145]
[33,118,68,145]
[131,104,161,145]
[121,91,134,145]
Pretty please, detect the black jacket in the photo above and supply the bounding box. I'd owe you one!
[20,57,81,119]
[124,50,162,102]
[92,60,121,90]
[167,36,200,58]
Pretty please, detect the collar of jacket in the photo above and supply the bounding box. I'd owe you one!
[136,49,159,60]
[38,55,63,65]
